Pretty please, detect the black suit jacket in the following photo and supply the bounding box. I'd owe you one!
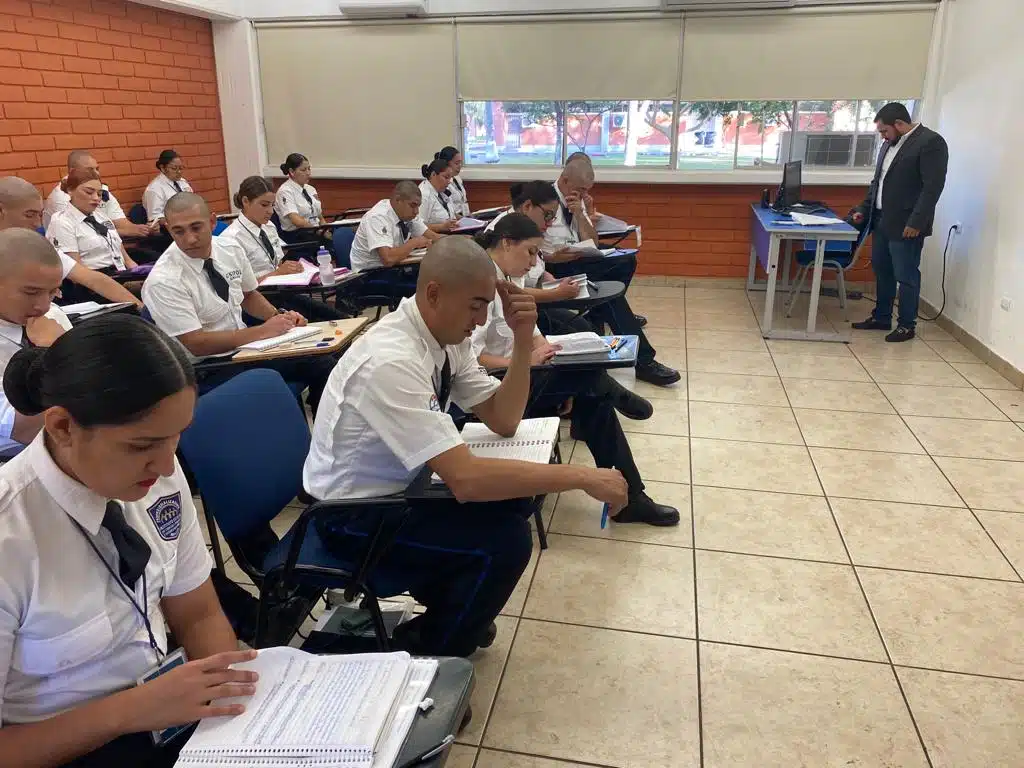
[856,125,948,239]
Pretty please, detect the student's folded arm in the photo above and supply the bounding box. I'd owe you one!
[375,244,414,267]
[428,444,594,504]
[476,352,510,371]
[68,264,141,307]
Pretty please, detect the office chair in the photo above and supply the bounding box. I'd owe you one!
[177,369,412,649]
[784,224,871,321]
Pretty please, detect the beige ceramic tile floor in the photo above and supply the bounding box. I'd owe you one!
[214,282,1023,767]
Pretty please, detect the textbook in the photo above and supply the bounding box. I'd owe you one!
[259,260,351,287]
[238,326,321,352]
[540,273,591,298]
[174,648,437,768]
[432,417,560,483]
[595,215,631,234]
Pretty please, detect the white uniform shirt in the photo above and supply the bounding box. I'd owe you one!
[303,297,501,500]
[349,199,428,273]
[417,180,454,226]
[274,179,323,233]
[471,260,538,360]
[486,209,546,286]
[43,182,126,230]
[142,174,194,222]
[0,307,72,457]
[141,238,257,360]
[446,176,470,218]
[542,184,581,252]
[0,436,211,724]
[221,214,285,279]
[876,123,919,210]
[45,206,126,271]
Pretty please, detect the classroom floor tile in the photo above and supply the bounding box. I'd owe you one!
[243,281,1024,766]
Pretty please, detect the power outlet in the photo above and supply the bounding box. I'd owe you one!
[953,222,963,233]
[1001,297,1013,312]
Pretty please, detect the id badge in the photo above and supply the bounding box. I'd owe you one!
[136,647,192,746]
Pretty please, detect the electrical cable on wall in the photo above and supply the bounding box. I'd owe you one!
[917,223,958,322]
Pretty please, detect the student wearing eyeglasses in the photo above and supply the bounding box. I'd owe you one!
[143,150,194,225]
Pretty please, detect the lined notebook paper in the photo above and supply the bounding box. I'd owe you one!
[238,326,321,351]
[432,417,560,483]
[175,649,437,768]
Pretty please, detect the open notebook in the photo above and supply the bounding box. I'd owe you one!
[238,325,322,352]
[432,417,560,483]
[174,648,437,768]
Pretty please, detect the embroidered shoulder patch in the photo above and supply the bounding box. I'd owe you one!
[146,492,182,541]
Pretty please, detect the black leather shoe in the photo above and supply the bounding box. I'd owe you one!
[612,493,681,526]
[635,360,682,387]
[477,621,498,648]
[885,326,916,343]
[602,377,653,420]
[851,317,892,331]
[635,313,648,328]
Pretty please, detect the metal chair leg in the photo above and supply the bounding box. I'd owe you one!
[836,269,849,320]
[785,266,808,317]
[533,500,548,550]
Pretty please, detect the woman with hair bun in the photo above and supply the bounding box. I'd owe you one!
[273,153,322,234]
[416,158,458,233]
[142,149,194,224]
[0,314,257,767]
[435,146,469,218]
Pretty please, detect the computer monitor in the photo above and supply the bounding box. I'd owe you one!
[777,160,802,209]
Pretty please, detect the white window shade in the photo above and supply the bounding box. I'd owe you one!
[679,10,935,101]
[456,19,683,101]
[256,23,457,170]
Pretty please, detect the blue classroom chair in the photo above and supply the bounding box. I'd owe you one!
[784,225,871,321]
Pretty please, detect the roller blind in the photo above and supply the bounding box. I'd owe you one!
[256,23,457,169]
[457,19,683,101]
[680,10,935,101]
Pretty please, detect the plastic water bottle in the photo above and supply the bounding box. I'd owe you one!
[317,247,336,286]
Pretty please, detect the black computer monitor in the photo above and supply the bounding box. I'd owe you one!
[777,160,802,209]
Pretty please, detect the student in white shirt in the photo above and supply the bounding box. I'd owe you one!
[142,149,194,224]
[435,146,470,218]
[43,150,153,237]
[471,215,678,527]
[349,181,442,272]
[0,230,71,459]
[45,167,137,273]
[222,176,345,322]
[274,153,323,234]
[303,236,629,657]
[417,159,459,232]
[0,313,256,767]
[142,193,336,413]
[0,176,143,309]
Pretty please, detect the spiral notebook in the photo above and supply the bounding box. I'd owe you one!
[431,417,560,483]
[174,648,437,768]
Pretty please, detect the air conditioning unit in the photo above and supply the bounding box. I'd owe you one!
[338,0,427,19]
[661,0,795,10]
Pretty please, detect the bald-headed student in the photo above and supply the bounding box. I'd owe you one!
[349,181,443,272]
[142,192,336,411]
[0,176,143,309]
[42,150,154,237]
[303,236,629,658]
[0,230,72,457]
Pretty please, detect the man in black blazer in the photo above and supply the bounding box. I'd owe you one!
[851,102,948,342]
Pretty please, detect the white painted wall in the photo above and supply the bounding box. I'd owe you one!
[243,0,660,21]
[213,20,266,202]
[131,0,244,20]
[920,0,1024,369]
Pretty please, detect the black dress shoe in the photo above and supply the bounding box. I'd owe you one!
[634,313,648,328]
[885,325,916,343]
[851,317,892,331]
[477,621,498,648]
[635,360,682,387]
[601,376,653,420]
[612,493,680,526]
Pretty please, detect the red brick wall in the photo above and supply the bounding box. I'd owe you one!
[0,0,229,213]
[310,178,871,280]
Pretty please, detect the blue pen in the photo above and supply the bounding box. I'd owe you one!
[600,502,610,529]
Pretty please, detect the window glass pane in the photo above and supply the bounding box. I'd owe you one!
[563,100,673,167]
[789,100,861,167]
[462,101,561,165]
[676,101,739,170]
[735,101,793,168]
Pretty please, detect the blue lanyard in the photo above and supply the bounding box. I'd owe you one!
[70,518,165,660]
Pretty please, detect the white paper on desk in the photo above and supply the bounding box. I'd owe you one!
[547,331,611,355]
[789,212,839,226]
[60,301,133,315]
[595,215,630,234]
[569,239,597,251]
[259,259,318,287]
[370,659,439,768]
[454,217,486,230]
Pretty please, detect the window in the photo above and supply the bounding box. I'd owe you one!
[735,101,794,168]
[676,102,738,170]
[462,101,560,166]
[790,99,918,168]
[564,101,673,168]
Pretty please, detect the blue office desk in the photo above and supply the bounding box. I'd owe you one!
[747,204,858,343]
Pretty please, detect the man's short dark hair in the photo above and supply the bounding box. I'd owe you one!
[874,102,912,126]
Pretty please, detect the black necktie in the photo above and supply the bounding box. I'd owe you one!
[437,191,450,215]
[83,214,108,237]
[452,177,463,193]
[436,353,451,413]
[561,202,573,229]
[101,500,151,589]
[258,228,275,258]
[172,181,183,193]
[398,220,410,241]
[203,258,230,302]
[301,188,314,207]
